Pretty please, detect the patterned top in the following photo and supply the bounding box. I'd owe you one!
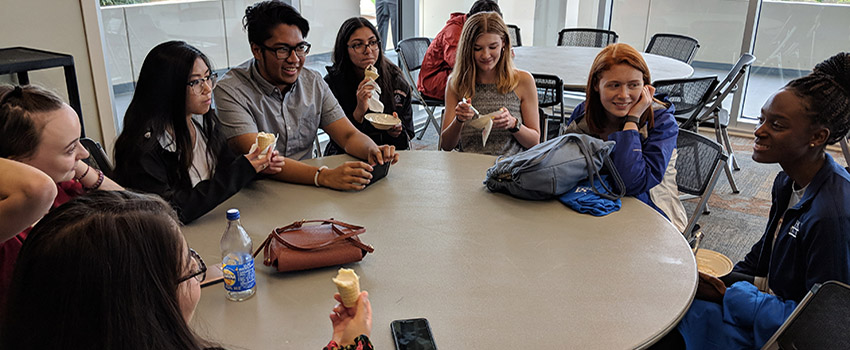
[458,83,524,156]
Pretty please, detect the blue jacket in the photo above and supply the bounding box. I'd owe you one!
[567,99,678,218]
[678,154,850,349]
[734,153,850,302]
[678,282,798,350]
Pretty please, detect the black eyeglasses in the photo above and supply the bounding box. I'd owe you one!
[259,42,311,60]
[187,73,217,95]
[348,39,381,54]
[177,248,206,284]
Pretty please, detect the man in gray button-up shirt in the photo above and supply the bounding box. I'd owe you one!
[215,1,398,191]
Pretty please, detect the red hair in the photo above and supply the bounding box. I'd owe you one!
[584,43,660,133]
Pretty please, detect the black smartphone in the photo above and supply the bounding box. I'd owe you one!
[390,318,437,350]
[365,162,390,187]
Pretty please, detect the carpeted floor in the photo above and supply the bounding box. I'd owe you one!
[411,123,848,264]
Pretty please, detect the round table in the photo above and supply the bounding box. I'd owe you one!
[513,46,695,90]
[185,151,697,349]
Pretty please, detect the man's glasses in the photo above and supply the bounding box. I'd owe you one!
[187,73,217,95]
[259,42,312,60]
[177,248,206,284]
[348,39,381,54]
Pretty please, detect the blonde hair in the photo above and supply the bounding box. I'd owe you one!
[448,12,519,99]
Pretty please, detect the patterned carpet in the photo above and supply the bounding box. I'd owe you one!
[411,123,849,264]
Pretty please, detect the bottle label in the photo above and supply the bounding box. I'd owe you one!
[222,257,256,292]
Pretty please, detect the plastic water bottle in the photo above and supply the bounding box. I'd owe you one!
[220,208,256,301]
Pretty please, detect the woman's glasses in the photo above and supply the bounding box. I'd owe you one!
[187,73,218,95]
[348,40,381,54]
[177,248,206,284]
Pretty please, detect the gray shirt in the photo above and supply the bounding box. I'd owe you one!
[214,59,346,160]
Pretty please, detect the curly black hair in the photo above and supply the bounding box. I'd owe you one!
[785,52,850,145]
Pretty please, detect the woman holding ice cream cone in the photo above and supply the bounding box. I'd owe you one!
[114,41,284,224]
[324,17,414,156]
[441,11,539,156]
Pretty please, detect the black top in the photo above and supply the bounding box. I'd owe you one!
[323,65,414,155]
[113,128,257,224]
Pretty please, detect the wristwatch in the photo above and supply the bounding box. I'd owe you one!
[625,115,641,126]
[507,118,520,133]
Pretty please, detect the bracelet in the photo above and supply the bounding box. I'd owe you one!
[314,166,328,187]
[625,115,641,126]
[75,163,91,182]
[83,168,104,191]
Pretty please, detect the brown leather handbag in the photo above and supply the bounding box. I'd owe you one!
[252,219,374,272]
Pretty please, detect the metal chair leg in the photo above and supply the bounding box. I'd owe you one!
[721,126,740,171]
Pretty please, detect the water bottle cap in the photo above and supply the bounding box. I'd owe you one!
[226,209,240,220]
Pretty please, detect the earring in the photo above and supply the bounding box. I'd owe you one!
[810,143,815,147]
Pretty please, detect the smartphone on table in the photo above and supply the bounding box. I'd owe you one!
[365,162,391,187]
[390,318,437,350]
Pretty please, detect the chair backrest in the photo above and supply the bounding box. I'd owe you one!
[80,137,114,178]
[645,33,700,64]
[653,76,718,126]
[762,281,850,350]
[557,28,618,47]
[675,129,727,196]
[676,129,728,235]
[684,53,756,130]
[532,73,564,109]
[507,24,522,47]
[395,37,432,72]
[532,73,566,141]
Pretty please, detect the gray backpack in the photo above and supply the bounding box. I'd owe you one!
[484,133,625,200]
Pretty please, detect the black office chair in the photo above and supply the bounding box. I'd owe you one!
[684,53,756,194]
[532,73,565,142]
[507,24,522,47]
[396,37,444,140]
[645,33,700,64]
[557,28,618,48]
[652,76,718,127]
[80,137,114,179]
[675,129,728,238]
[763,281,850,350]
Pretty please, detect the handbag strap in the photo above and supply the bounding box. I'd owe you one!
[575,136,625,201]
[252,219,374,259]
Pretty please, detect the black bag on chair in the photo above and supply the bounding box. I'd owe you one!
[484,133,625,200]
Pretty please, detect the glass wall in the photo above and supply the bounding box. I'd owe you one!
[743,0,850,119]
[100,0,359,132]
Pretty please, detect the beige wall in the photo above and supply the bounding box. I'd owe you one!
[0,0,104,143]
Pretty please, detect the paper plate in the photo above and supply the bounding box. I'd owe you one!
[695,249,733,277]
[365,113,400,130]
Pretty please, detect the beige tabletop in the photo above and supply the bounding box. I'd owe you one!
[513,46,695,91]
[185,151,697,349]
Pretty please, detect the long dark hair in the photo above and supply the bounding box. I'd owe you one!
[327,17,406,115]
[0,85,65,159]
[114,41,225,187]
[0,190,209,349]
